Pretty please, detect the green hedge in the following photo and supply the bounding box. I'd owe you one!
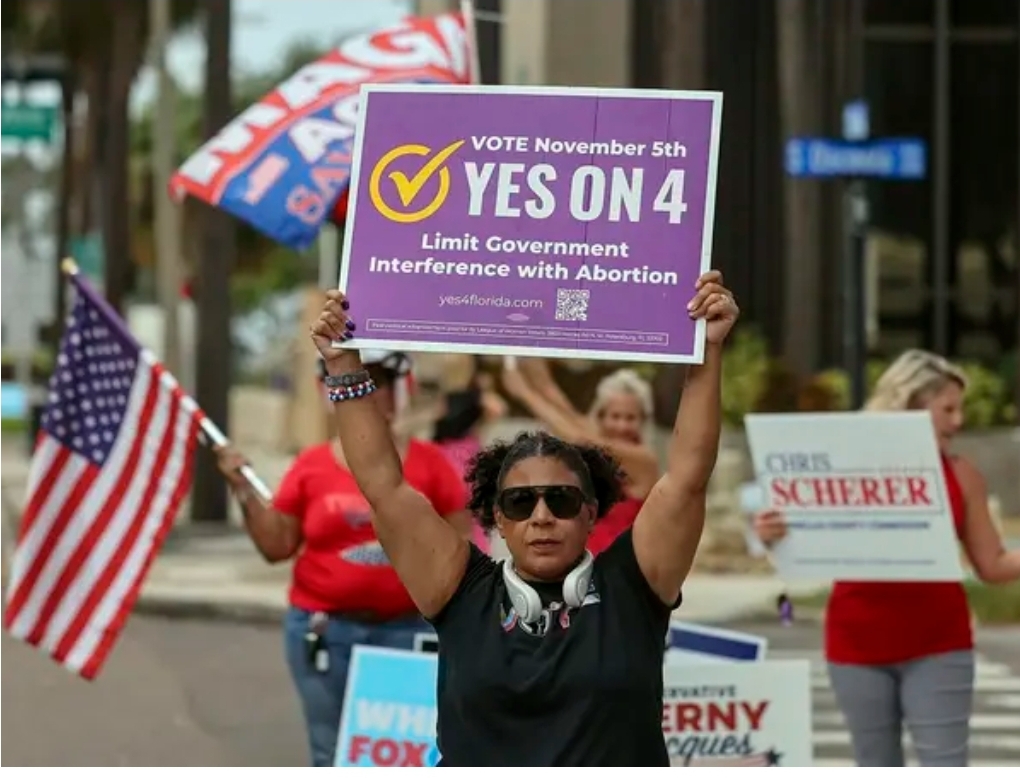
[720,330,1016,429]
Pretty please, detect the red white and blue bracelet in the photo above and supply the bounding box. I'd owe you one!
[324,368,377,403]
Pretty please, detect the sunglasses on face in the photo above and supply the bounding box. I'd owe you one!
[496,485,590,521]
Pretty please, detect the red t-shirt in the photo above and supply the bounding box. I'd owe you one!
[824,454,973,665]
[588,498,643,556]
[273,440,468,618]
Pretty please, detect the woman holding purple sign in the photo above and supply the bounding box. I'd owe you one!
[309,270,739,767]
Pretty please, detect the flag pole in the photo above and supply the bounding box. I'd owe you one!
[460,0,482,86]
[59,258,274,504]
[460,0,508,370]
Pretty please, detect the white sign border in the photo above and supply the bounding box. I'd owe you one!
[744,410,964,582]
[336,82,724,365]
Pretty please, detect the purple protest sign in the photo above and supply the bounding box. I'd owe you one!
[338,84,722,363]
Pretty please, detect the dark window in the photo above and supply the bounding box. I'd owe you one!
[865,0,934,26]
[864,41,936,354]
[950,0,1019,28]
[948,41,1019,362]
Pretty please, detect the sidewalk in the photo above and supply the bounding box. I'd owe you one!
[0,435,822,626]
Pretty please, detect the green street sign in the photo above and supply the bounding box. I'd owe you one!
[2,103,58,142]
[68,233,105,288]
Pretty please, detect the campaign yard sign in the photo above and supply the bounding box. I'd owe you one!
[665,622,768,665]
[335,646,440,767]
[744,411,964,582]
[338,83,723,364]
[662,659,813,767]
[336,646,809,767]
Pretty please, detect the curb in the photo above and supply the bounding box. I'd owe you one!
[686,603,826,627]
[134,593,287,627]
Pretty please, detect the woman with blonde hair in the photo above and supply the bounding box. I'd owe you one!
[753,348,1020,767]
[501,359,660,555]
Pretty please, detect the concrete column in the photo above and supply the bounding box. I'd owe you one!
[415,0,457,16]
[501,0,631,86]
[659,0,706,89]
[777,1,825,374]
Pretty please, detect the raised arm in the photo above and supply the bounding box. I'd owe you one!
[632,271,738,605]
[519,357,583,417]
[311,291,469,618]
[503,361,659,496]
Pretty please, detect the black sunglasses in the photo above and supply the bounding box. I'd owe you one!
[496,485,590,521]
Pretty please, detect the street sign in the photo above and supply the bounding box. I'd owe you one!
[1,103,58,142]
[842,100,870,141]
[785,137,927,180]
[68,233,105,290]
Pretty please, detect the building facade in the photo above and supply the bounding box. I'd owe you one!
[419,0,1019,380]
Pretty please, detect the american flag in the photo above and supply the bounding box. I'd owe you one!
[2,273,204,680]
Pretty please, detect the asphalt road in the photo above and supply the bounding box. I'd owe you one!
[2,614,1018,767]
[2,615,306,767]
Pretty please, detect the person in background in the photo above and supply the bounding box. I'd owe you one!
[432,362,508,554]
[753,349,1020,767]
[215,350,469,768]
[501,358,660,555]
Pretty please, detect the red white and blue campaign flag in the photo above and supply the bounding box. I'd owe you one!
[169,11,472,250]
[2,272,204,680]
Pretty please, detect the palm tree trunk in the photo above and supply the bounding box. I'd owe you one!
[52,71,75,346]
[191,0,235,523]
[100,0,144,313]
[76,60,103,240]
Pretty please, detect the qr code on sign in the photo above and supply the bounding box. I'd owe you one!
[555,288,590,322]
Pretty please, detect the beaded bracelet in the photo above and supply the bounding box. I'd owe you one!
[327,379,377,404]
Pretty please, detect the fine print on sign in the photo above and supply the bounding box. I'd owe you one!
[338,84,723,364]
[744,411,963,582]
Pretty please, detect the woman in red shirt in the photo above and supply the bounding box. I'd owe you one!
[753,349,1020,767]
[500,359,659,555]
[216,351,468,767]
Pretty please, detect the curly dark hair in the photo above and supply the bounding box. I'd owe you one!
[464,430,626,530]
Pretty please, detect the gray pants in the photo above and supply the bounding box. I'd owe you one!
[828,650,975,767]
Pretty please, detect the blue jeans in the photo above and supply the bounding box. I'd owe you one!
[283,606,429,767]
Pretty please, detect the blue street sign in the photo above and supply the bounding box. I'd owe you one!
[842,100,870,141]
[785,137,927,180]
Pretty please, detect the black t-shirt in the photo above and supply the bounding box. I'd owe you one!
[427,529,679,767]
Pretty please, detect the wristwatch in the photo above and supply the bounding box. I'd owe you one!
[323,369,371,388]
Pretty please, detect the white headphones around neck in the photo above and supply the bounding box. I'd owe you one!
[501,551,595,625]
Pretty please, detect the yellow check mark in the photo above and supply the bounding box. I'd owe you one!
[388,140,465,207]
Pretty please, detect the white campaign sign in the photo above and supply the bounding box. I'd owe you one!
[744,411,963,582]
[662,659,812,767]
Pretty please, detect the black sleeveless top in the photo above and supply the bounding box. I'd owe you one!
[427,530,679,766]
